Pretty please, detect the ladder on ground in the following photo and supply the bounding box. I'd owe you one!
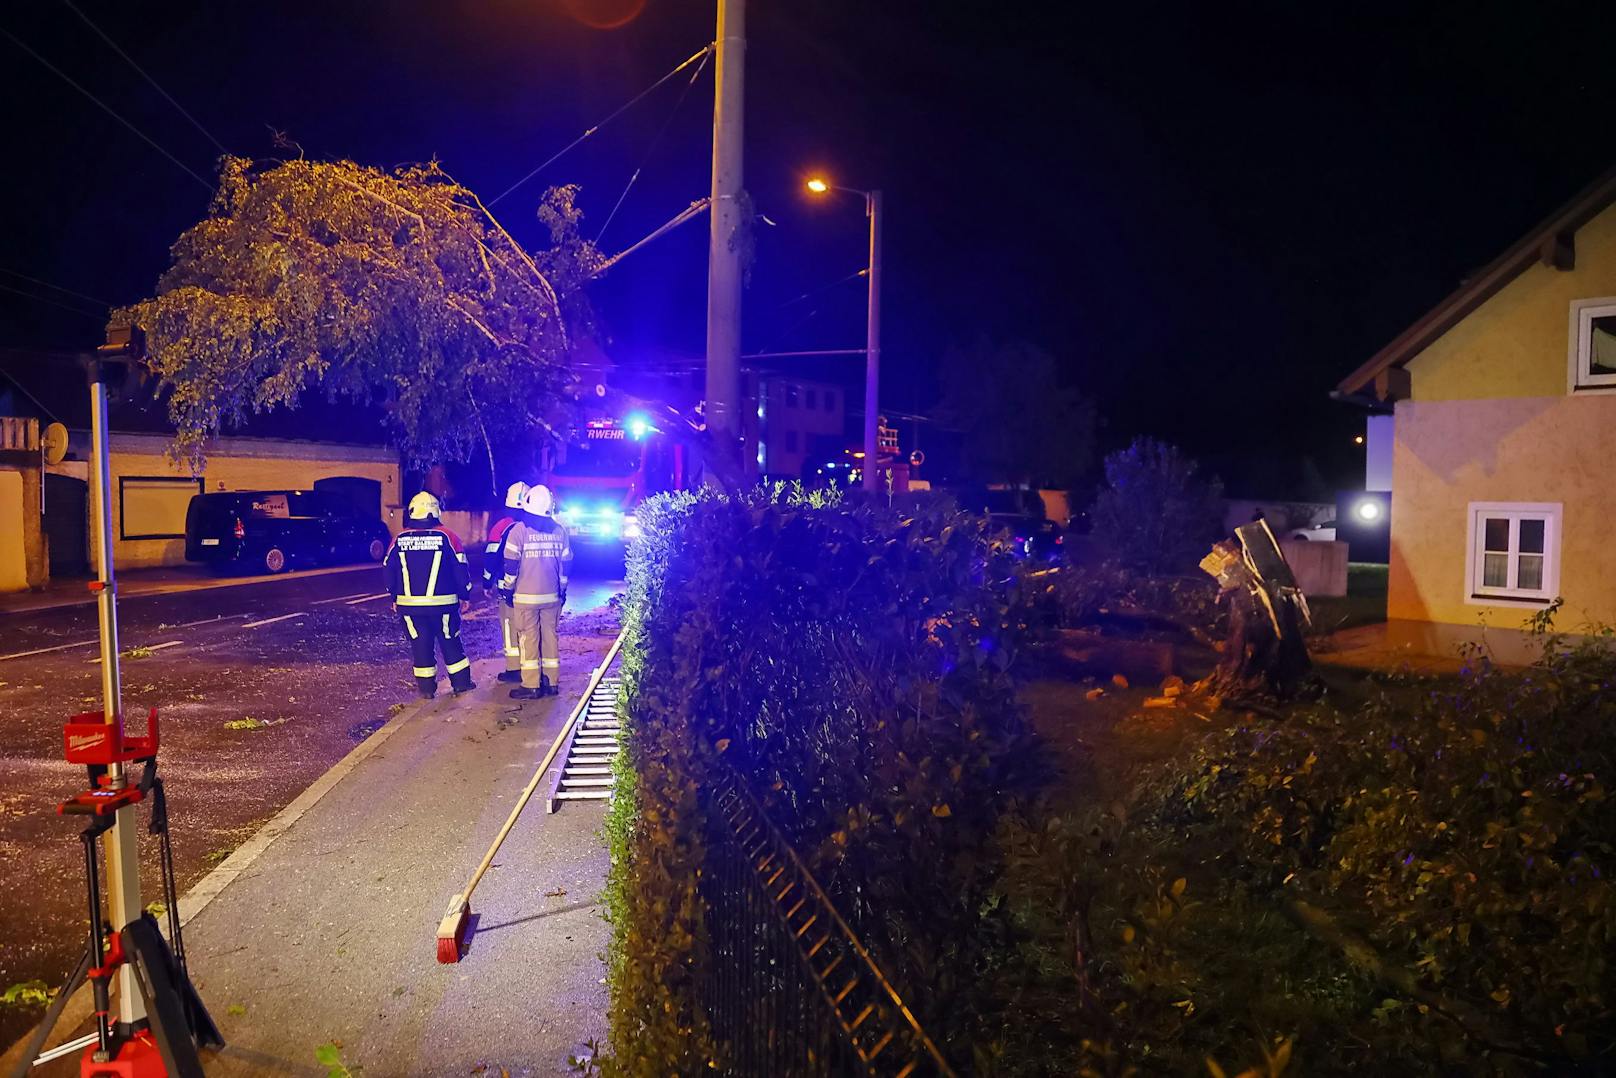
[546,674,622,811]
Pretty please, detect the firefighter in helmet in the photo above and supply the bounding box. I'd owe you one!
[384,491,475,698]
[499,484,571,699]
[483,481,530,684]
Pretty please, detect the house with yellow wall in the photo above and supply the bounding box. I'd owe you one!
[1337,166,1616,661]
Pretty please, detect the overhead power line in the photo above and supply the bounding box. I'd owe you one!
[741,349,867,359]
[773,268,867,310]
[491,43,713,207]
[59,0,228,154]
[595,48,711,244]
[0,27,212,191]
[0,267,112,308]
[595,198,710,275]
[0,281,105,320]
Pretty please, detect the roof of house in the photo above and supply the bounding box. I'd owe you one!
[1338,164,1616,397]
[0,348,392,446]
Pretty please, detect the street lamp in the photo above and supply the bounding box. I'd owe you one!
[806,175,883,492]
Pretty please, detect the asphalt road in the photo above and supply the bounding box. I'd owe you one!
[0,559,622,1054]
[0,562,621,663]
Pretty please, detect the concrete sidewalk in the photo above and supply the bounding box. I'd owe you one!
[14,624,618,1077]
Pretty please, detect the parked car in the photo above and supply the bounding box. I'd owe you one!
[184,488,391,574]
[1285,520,1338,542]
[962,489,1066,561]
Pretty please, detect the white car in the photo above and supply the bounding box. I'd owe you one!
[1286,520,1337,542]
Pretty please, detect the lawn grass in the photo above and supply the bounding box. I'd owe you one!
[1307,560,1388,635]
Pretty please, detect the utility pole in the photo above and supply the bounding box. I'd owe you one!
[704,0,745,481]
[863,189,882,492]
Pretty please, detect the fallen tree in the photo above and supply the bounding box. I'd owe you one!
[115,156,601,473]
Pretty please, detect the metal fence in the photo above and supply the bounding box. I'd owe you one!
[698,763,956,1078]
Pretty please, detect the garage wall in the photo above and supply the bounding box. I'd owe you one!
[0,470,26,591]
[89,435,400,570]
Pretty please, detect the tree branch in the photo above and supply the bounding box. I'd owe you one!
[326,170,426,226]
[443,295,512,348]
[468,390,498,501]
[461,188,568,350]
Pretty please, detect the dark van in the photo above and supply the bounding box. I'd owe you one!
[184,481,391,574]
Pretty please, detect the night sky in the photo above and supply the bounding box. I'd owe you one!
[3,1,1613,495]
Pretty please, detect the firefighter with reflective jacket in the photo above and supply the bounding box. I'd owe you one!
[384,491,475,699]
[500,484,572,699]
[483,481,530,684]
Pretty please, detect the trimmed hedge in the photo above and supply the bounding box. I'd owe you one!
[603,486,1042,1074]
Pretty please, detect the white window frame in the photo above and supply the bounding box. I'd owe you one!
[1567,296,1616,393]
[1464,501,1561,606]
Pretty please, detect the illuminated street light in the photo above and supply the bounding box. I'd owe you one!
[1354,434,1365,445]
[804,173,883,492]
[1356,500,1382,522]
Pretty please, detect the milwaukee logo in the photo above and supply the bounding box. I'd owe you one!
[68,732,107,751]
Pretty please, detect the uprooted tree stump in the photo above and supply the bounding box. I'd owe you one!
[1198,534,1320,705]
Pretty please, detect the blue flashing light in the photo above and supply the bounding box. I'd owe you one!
[626,413,651,440]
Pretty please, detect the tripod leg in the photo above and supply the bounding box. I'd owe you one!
[150,777,187,973]
[123,915,207,1078]
[7,947,92,1078]
[80,828,114,1056]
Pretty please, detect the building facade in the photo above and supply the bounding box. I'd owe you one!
[1338,168,1616,660]
[86,432,400,572]
[752,374,848,479]
[1,350,401,587]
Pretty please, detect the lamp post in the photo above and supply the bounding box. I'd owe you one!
[806,177,882,492]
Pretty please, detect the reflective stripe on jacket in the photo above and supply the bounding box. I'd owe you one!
[483,515,517,588]
[384,525,471,607]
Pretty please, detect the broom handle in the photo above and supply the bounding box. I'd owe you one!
[460,630,626,903]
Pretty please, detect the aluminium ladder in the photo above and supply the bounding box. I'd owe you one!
[545,674,622,811]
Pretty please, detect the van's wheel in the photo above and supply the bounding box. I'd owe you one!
[263,547,288,574]
[368,537,386,562]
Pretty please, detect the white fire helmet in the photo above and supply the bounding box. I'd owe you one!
[504,481,531,509]
[521,484,554,517]
[407,491,442,520]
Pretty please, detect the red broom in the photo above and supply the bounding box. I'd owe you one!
[436,633,624,963]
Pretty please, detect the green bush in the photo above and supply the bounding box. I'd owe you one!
[1088,437,1224,575]
[1139,637,1616,1069]
[603,485,1043,1074]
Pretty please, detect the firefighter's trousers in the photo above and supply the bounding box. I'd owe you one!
[498,601,520,672]
[401,608,472,694]
[513,602,560,690]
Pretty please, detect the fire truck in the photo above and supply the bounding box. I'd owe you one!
[545,412,687,554]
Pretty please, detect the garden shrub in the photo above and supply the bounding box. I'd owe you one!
[1088,437,1224,576]
[1135,636,1616,1070]
[603,485,1044,1074]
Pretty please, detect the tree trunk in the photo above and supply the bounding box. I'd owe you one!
[1204,559,1317,704]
